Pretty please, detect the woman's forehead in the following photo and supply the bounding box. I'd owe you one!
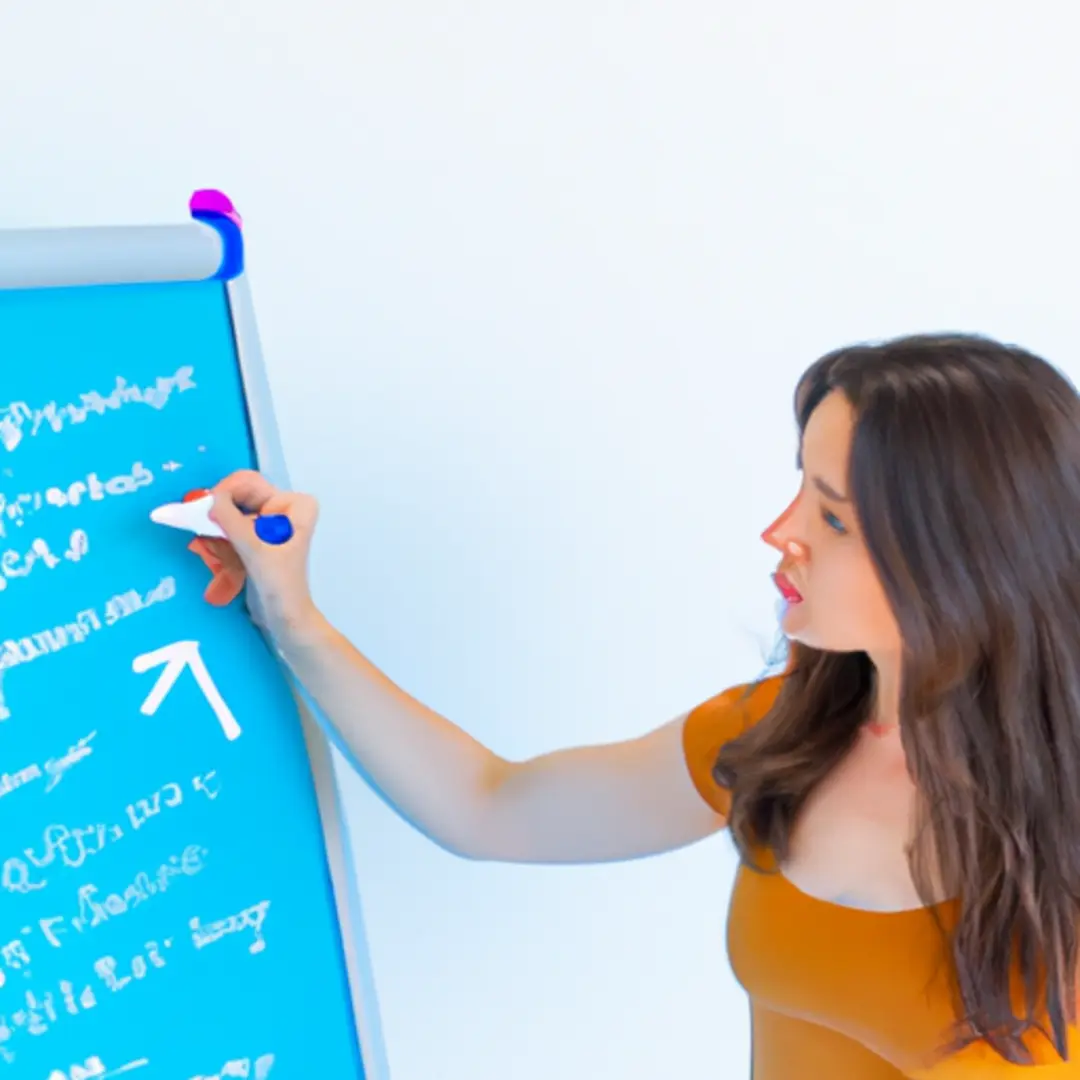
[801,391,854,472]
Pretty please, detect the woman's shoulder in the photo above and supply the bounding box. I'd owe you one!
[680,672,786,817]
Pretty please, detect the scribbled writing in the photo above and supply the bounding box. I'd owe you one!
[94,941,170,993]
[103,579,175,626]
[0,876,272,1066]
[190,900,271,956]
[44,732,97,792]
[0,576,175,720]
[0,529,88,594]
[0,978,99,1063]
[1,773,215,896]
[124,782,184,832]
[2,823,117,896]
[0,941,172,1063]
[0,731,96,803]
[46,1055,149,1079]
[48,845,208,946]
[0,461,154,540]
[0,367,196,454]
[0,843,210,989]
[0,763,38,802]
[189,1054,275,1080]
[192,770,221,801]
[0,576,175,672]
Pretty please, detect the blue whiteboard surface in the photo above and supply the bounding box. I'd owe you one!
[0,202,377,1079]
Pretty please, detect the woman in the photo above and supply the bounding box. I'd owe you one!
[194,333,1080,1078]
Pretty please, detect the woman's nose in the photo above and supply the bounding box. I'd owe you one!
[761,496,807,559]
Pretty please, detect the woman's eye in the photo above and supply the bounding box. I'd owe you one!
[822,509,847,535]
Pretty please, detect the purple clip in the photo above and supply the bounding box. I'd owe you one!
[189,189,244,281]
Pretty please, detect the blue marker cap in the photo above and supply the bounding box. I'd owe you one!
[254,513,294,545]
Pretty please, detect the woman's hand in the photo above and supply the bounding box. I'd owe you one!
[186,469,321,634]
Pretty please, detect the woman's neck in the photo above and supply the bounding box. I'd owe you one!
[866,653,902,737]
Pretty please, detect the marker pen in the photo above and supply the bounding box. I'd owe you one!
[150,488,294,545]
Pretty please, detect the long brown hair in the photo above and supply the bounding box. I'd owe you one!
[715,333,1080,1065]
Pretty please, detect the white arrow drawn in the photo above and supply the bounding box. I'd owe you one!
[133,641,242,741]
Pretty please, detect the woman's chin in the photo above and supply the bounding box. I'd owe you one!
[778,598,807,632]
[779,602,829,650]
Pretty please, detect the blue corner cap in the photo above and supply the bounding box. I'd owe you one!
[189,189,245,280]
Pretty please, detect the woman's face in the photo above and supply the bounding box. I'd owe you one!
[761,390,902,657]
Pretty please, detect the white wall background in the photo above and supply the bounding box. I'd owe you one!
[2,4,1079,1077]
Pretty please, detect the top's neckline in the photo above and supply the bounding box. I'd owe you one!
[745,843,957,916]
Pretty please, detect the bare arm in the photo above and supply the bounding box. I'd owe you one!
[207,470,723,865]
[277,613,724,863]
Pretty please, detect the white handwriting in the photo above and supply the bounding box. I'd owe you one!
[189,1054,274,1080]
[46,1054,149,1079]
[94,940,170,993]
[0,978,96,1063]
[0,368,196,454]
[2,773,212,895]
[192,771,221,800]
[190,900,271,955]
[0,530,88,594]
[30,844,209,953]
[44,731,97,792]
[0,731,95,805]
[0,460,154,540]
[0,578,176,722]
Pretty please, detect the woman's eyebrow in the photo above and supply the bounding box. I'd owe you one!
[813,476,850,503]
[795,448,850,503]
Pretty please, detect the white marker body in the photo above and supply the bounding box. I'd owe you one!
[149,494,227,540]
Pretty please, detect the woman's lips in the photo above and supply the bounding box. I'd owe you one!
[773,571,804,603]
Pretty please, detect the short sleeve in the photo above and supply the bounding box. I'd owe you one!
[681,674,785,818]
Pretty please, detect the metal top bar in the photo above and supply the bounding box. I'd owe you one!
[0,222,225,290]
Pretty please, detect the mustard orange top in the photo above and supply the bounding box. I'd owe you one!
[682,675,1080,1078]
